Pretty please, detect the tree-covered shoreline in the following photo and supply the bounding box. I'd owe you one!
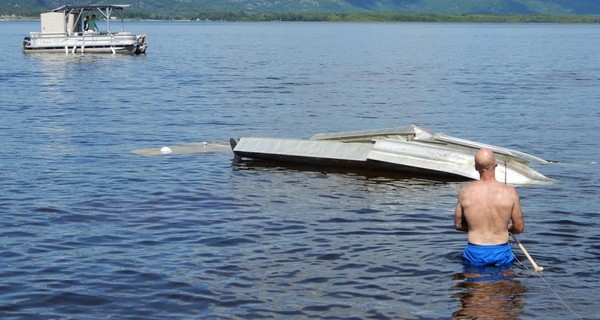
[187,12,600,23]
[3,11,599,24]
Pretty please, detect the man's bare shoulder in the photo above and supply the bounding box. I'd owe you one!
[461,179,519,198]
[502,183,520,198]
[489,180,518,194]
[461,179,516,194]
[459,180,485,194]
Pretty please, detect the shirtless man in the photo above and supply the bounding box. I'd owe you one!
[454,148,524,266]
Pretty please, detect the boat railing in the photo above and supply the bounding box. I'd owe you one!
[29,32,69,38]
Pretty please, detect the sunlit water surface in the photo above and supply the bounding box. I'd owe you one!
[1,21,599,319]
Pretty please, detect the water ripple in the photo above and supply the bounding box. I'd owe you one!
[1,21,599,320]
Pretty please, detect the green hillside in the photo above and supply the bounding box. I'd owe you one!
[2,0,600,20]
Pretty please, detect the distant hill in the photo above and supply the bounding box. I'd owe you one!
[3,0,600,19]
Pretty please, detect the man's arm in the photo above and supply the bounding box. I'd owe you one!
[508,189,524,234]
[454,192,468,232]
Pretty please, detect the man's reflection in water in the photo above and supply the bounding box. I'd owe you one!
[452,265,527,320]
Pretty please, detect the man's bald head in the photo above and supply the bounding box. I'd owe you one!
[474,148,497,172]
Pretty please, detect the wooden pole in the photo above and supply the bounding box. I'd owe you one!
[512,234,544,272]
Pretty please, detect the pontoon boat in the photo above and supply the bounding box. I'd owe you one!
[23,4,147,55]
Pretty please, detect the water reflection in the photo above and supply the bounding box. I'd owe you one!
[452,266,527,320]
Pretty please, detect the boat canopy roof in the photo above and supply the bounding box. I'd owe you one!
[52,5,131,12]
[47,4,133,34]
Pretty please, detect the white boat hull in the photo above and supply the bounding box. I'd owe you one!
[24,32,147,55]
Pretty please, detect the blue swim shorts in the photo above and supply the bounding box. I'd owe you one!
[463,243,514,266]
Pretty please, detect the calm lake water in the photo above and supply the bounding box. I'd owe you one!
[1,20,599,319]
